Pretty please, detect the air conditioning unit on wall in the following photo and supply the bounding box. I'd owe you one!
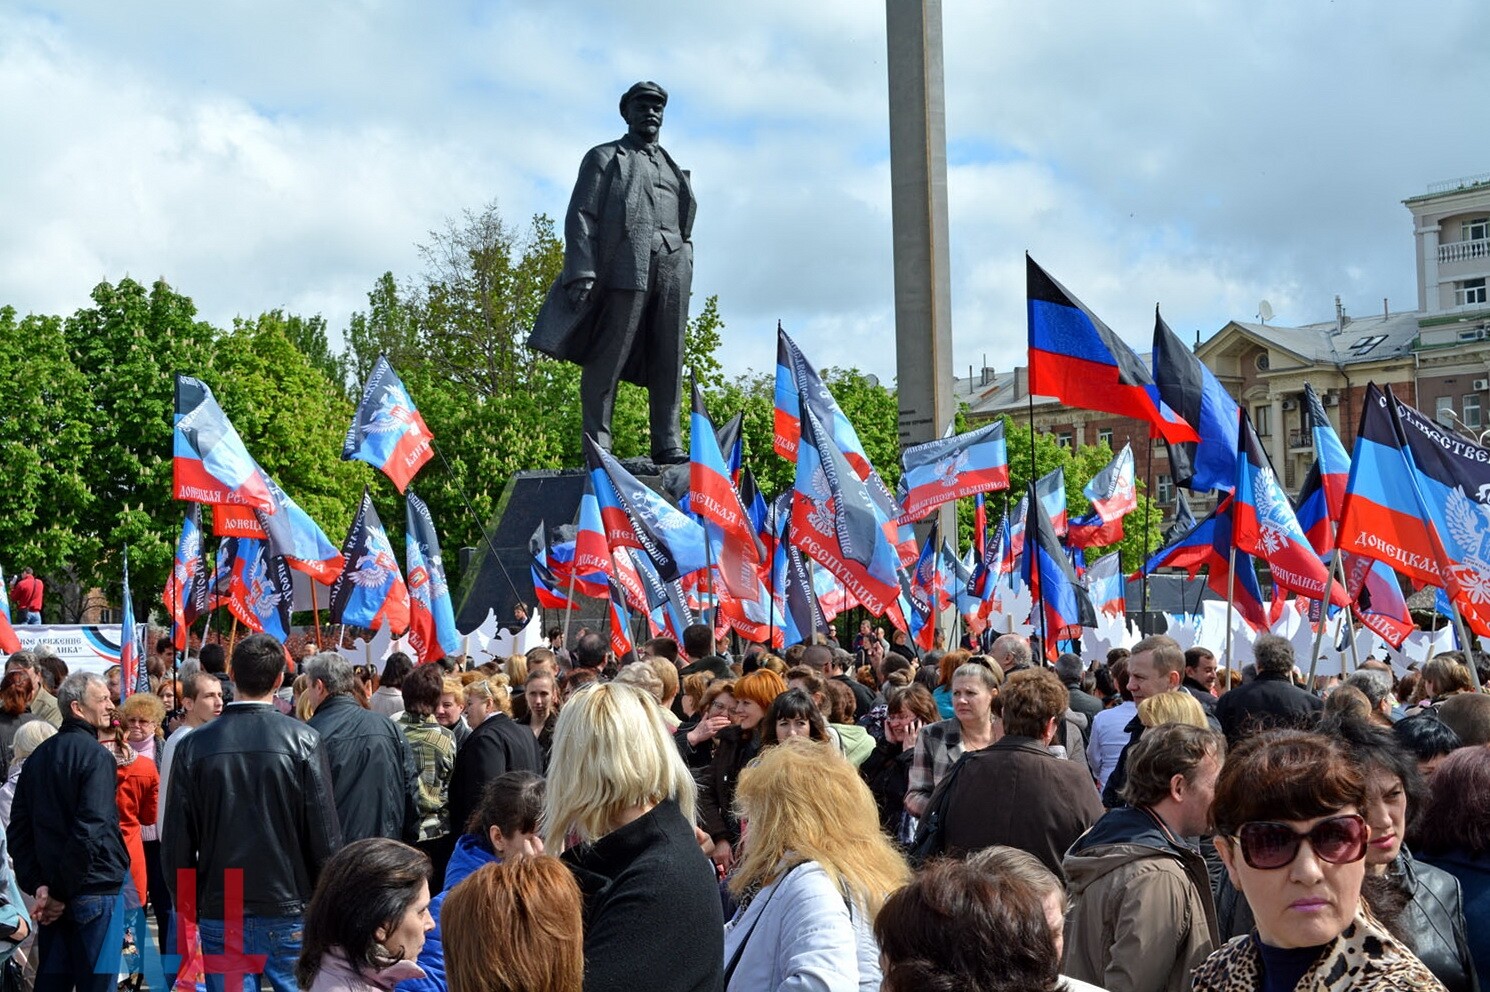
[1281,399,1298,411]
[1323,393,1340,406]
[1475,379,1489,391]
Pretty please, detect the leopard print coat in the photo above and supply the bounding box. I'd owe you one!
[1190,910,1446,992]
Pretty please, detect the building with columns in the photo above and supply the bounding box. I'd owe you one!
[957,173,1490,523]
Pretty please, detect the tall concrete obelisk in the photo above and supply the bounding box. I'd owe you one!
[886,0,956,543]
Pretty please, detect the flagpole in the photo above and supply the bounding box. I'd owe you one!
[1449,604,1482,690]
[561,566,578,648]
[1307,558,1340,686]
[767,500,777,651]
[1224,541,1237,670]
[1140,428,1155,636]
[309,581,324,649]
[1336,555,1361,674]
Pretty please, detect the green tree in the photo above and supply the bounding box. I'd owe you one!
[63,278,219,612]
[0,307,96,617]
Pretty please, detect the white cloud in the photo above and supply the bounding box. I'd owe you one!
[3,0,1489,395]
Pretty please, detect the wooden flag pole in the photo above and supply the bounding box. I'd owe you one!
[228,616,239,660]
[309,580,324,649]
[561,566,579,647]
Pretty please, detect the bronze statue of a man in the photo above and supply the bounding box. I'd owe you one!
[528,81,696,463]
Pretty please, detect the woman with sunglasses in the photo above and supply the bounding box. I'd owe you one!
[1327,716,1476,992]
[1196,730,1445,992]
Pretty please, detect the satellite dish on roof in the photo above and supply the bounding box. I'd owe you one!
[1258,300,1274,324]
[864,374,881,389]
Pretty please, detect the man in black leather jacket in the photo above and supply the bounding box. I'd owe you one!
[7,671,129,992]
[163,634,342,992]
[304,653,419,843]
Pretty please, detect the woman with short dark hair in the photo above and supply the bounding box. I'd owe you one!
[297,838,434,992]
[860,684,938,842]
[1325,716,1475,992]
[1196,730,1445,992]
[760,687,829,748]
[1393,713,1462,780]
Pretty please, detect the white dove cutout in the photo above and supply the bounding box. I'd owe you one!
[1165,615,1199,653]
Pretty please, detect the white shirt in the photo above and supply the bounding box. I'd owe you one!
[157,723,197,839]
[1086,700,1137,790]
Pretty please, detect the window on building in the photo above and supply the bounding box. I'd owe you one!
[1097,428,1113,448]
[1463,217,1490,242]
[1348,335,1388,357]
[1056,433,1073,449]
[1465,394,1484,429]
[1254,404,1272,436]
[1156,474,1174,504]
[1437,395,1456,425]
[1456,278,1488,307]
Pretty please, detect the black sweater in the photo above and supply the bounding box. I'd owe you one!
[563,800,724,992]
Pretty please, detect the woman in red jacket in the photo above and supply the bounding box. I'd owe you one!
[101,718,158,908]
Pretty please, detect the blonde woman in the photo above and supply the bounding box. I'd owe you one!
[1137,690,1211,730]
[447,677,541,844]
[724,738,911,991]
[545,682,723,992]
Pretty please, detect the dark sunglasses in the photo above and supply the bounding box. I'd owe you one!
[1232,813,1369,870]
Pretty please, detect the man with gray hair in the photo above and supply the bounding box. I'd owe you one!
[989,633,1032,675]
[304,653,419,843]
[1214,633,1322,745]
[7,671,129,991]
[1342,670,1394,725]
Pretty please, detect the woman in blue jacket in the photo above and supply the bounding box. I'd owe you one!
[397,772,545,992]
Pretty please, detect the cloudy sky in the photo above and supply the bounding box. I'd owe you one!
[4,1,1489,386]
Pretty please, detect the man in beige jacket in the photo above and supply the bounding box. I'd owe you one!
[1062,722,1223,992]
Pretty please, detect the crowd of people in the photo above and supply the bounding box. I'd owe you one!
[0,616,1487,992]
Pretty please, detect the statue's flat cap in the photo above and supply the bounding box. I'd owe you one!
[619,81,668,116]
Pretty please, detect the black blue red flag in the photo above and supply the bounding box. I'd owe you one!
[1083,443,1138,523]
[789,402,900,616]
[973,494,987,561]
[1164,491,1198,545]
[690,385,766,604]
[1234,411,1342,604]
[1021,483,1096,658]
[165,505,210,651]
[567,484,614,599]
[896,420,1009,524]
[1036,466,1068,537]
[1085,551,1125,617]
[173,375,274,511]
[224,537,295,643]
[1027,259,1198,446]
[1067,512,1124,549]
[1339,384,1490,636]
[528,521,574,611]
[586,436,708,583]
[607,576,636,658]
[773,326,873,478]
[1152,310,1238,492]
[1342,553,1413,649]
[330,488,411,633]
[1294,383,1352,556]
[1144,496,1268,630]
[342,355,434,493]
[119,546,145,701]
[211,473,344,585]
[405,489,461,664]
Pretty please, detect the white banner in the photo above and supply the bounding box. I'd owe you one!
[11,624,139,677]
